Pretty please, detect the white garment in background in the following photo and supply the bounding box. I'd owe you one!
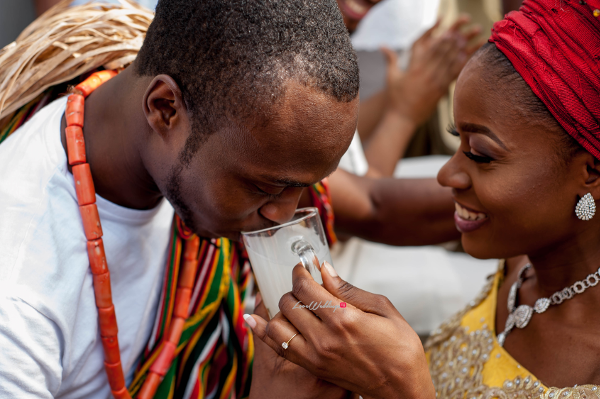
[0,98,175,398]
[351,0,441,51]
[337,131,369,177]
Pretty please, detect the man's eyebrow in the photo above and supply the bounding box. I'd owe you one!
[459,122,508,150]
[266,177,312,188]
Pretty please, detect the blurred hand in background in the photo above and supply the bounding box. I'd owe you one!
[382,15,483,128]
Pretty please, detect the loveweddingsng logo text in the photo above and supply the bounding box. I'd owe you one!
[293,300,347,312]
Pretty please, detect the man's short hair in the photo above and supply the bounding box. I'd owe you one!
[135,0,359,164]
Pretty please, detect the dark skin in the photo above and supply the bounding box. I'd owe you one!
[59,64,359,398]
[328,172,458,245]
[440,53,600,386]
[503,0,524,14]
[60,65,358,242]
[249,49,600,396]
[249,292,355,399]
[249,263,433,399]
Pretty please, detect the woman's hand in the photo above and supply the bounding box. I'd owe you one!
[382,16,483,127]
[245,264,435,399]
[362,16,484,174]
[247,293,353,399]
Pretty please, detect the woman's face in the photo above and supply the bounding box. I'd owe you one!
[437,53,588,260]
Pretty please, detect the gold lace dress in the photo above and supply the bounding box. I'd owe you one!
[424,261,600,399]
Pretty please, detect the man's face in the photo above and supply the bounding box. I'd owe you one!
[162,81,358,240]
[336,0,381,33]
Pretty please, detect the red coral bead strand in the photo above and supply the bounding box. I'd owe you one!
[66,71,131,399]
[68,70,198,398]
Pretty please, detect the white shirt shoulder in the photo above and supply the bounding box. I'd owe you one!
[0,98,174,398]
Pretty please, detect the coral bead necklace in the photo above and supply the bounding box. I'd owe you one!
[66,71,201,399]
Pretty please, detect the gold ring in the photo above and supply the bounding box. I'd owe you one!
[281,333,297,350]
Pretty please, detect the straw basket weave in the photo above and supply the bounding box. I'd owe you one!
[0,0,153,130]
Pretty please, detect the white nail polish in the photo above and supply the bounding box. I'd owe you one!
[243,314,257,329]
[323,261,338,277]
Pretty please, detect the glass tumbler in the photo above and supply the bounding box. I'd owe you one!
[242,207,334,318]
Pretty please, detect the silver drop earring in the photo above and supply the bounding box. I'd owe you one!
[575,193,596,221]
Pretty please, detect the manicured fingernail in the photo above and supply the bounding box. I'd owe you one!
[323,261,338,277]
[243,314,257,329]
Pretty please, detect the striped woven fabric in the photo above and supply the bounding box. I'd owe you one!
[128,217,254,399]
[1,86,337,398]
[309,179,338,247]
[0,88,59,145]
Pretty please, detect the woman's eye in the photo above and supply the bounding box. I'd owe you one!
[463,151,493,164]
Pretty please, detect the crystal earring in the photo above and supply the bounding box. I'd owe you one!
[575,193,596,221]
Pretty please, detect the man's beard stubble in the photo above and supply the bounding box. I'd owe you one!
[164,163,199,235]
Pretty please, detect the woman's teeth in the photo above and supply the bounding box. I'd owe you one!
[455,203,488,221]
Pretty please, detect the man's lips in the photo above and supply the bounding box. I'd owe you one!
[454,201,489,233]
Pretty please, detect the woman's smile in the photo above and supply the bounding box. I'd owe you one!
[454,201,489,233]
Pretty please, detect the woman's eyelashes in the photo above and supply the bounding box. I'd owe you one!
[447,124,495,163]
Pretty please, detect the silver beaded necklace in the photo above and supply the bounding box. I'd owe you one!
[497,263,600,347]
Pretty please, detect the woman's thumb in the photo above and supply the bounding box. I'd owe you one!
[320,261,394,317]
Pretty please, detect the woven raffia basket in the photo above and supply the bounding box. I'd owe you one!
[0,0,152,131]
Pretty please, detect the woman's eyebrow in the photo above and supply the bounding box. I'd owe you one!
[459,122,508,150]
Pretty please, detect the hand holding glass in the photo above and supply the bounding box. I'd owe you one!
[242,207,334,318]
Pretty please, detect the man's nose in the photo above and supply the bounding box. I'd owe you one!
[258,187,304,224]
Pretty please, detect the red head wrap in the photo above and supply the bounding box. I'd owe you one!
[489,0,600,159]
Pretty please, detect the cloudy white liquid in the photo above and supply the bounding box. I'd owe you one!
[245,226,333,318]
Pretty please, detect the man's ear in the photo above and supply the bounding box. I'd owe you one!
[142,74,188,139]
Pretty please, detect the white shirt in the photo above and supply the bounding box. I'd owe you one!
[0,98,175,398]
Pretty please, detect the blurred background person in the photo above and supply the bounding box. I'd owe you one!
[327,0,529,339]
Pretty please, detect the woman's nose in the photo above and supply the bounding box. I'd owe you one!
[259,187,303,224]
[437,153,471,190]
